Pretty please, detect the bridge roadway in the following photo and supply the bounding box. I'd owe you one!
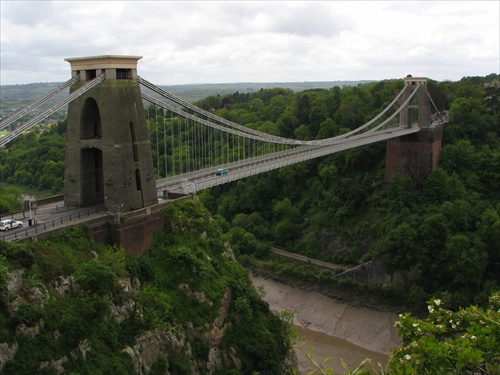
[157,125,419,194]
[0,194,180,243]
[0,200,106,242]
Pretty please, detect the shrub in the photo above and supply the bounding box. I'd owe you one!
[75,260,117,296]
[390,293,500,374]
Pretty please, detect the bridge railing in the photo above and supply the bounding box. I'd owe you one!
[0,206,105,242]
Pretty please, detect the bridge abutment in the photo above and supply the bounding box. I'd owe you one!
[385,76,443,183]
[385,124,444,184]
[64,55,158,213]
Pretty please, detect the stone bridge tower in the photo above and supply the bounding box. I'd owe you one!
[64,55,158,212]
[385,76,444,184]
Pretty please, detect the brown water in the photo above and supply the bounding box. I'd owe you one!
[250,275,400,374]
[294,326,391,373]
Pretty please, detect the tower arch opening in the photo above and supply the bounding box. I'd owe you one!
[80,148,104,205]
[135,169,142,191]
[81,98,102,139]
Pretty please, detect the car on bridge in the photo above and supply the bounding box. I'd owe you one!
[0,219,24,231]
[215,168,229,176]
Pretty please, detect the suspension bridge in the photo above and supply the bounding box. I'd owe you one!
[0,55,447,210]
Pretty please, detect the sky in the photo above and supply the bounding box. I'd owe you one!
[1,1,499,86]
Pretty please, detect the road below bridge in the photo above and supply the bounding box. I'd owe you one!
[270,247,345,271]
[0,200,107,242]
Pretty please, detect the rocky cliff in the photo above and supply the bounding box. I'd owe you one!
[0,200,296,374]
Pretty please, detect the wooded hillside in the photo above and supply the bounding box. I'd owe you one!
[193,74,500,311]
[1,74,499,312]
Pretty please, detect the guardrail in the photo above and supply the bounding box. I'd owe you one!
[0,203,64,222]
[1,206,104,242]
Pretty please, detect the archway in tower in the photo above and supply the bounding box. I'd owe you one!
[80,97,102,139]
[79,97,104,205]
[80,148,104,206]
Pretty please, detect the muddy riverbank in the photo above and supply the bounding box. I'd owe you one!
[250,274,402,373]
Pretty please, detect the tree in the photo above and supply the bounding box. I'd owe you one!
[416,213,450,286]
[0,255,9,291]
[377,222,419,276]
[273,198,302,246]
[477,208,500,281]
[309,100,329,138]
[422,169,449,204]
[0,186,23,214]
[447,97,487,141]
[444,172,467,201]
[262,93,290,122]
[386,173,419,210]
[440,140,476,175]
[477,145,500,199]
[334,93,366,129]
[440,200,472,232]
[445,234,487,287]
[316,118,339,139]
[277,105,300,138]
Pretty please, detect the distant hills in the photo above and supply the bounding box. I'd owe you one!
[148,80,375,102]
[0,80,373,120]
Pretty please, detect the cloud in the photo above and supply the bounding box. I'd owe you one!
[264,2,350,37]
[0,1,498,85]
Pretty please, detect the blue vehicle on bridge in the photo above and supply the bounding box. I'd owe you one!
[215,168,229,176]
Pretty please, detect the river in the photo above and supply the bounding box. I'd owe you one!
[250,275,401,374]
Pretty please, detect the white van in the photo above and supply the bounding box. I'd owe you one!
[0,219,23,231]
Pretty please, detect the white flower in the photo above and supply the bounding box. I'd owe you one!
[434,299,442,306]
[404,354,412,360]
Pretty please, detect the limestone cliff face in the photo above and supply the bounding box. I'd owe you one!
[117,285,237,375]
[1,269,240,374]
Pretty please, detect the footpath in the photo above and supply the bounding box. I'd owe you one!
[270,247,344,270]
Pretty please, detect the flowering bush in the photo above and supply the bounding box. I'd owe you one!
[390,293,500,374]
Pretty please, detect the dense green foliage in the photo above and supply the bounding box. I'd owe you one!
[0,200,293,374]
[0,185,23,214]
[0,121,66,199]
[194,74,500,311]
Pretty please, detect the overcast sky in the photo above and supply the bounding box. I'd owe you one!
[1,1,499,86]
